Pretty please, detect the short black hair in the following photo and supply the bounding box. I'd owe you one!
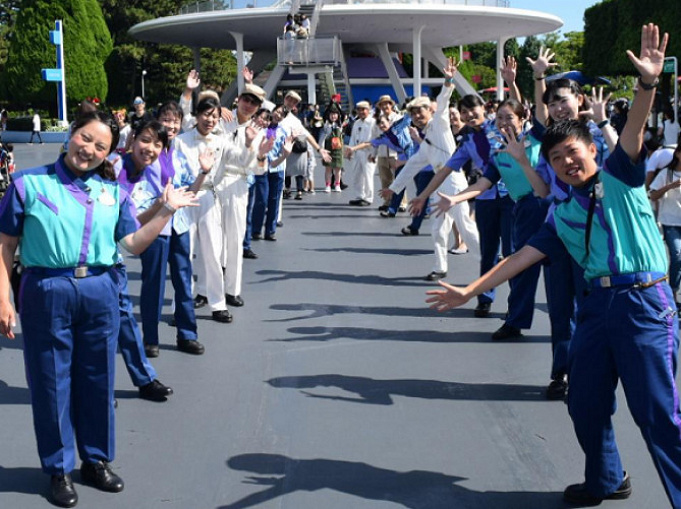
[542,78,584,105]
[133,119,169,150]
[458,94,484,110]
[156,101,183,121]
[540,119,593,162]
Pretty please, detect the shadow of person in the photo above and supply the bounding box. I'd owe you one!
[0,379,31,405]
[255,270,427,287]
[266,374,545,405]
[0,465,48,500]
[220,454,562,509]
[266,303,450,322]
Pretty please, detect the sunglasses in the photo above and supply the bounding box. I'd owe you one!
[241,94,262,106]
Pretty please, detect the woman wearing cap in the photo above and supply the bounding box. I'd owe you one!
[319,104,344,192]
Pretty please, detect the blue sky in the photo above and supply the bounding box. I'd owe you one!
[510,0,601,35]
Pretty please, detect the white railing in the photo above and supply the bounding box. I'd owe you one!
[277,36,340,65]
[178,0,509,14]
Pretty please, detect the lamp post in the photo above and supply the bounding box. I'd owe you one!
[141,69,147,99]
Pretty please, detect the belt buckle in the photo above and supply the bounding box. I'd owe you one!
[74,266,88,278]
[599,276,611,288]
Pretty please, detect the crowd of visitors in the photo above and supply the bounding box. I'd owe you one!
[3,21,681,509]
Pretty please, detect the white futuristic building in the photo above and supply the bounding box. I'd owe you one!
[129,0,562,108]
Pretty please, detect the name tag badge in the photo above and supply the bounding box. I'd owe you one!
[98,188,116,206]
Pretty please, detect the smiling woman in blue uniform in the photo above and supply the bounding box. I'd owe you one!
[0,111,196,508]
[427,25,681,507]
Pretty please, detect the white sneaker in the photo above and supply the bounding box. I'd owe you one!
[333,185,341,192]
[324,185,331,193]
[309,189,316,195]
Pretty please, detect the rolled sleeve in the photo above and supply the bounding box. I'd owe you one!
[0,181,25,237]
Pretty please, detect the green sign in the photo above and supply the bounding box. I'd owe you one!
[663,59,676,73]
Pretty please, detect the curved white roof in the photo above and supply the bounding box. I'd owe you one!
[129,4,562,50]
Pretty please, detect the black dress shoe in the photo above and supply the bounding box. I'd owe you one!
[277,221,283,227]
[425,271,447,281]
[139,379,173,402]
[491,323,523,341]
[359,200,372,206]
[243,248,258,259]
[264,234,276,241]
[176,338,205,354]
[378,205,389,212]
[546,375,568,401]
[348,199,363,206]
[397,206,407,212]
[211,310,233,324]
[80,461,124,493]
[225,294,244,307]
[144,344,159,358]
[564,472,631,505]
[50,474,78,507]
[380,211,396,218]
[340,182,348,190]
[252,232,262,240]
[401,226,419,236]
[474,302,491,318]
[193,294,208,309]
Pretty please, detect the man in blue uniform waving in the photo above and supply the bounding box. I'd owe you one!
[427,24,681,507]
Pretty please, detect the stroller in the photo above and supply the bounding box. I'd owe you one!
[0,138,15,196]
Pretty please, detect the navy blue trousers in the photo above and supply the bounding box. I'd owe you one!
[252,171,285,237]
[408,169,435,232]
[20,269,118,474]
[504,194,547,329]
[115,264,157,387]
[140,231,197,345]
[475,195,514,305]
[243,183,255,250]
[568,280,681,506]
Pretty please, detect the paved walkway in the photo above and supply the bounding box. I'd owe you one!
[0,143,671,508]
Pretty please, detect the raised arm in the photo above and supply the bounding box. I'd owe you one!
[526,47,557,127]
[620,23,668,161]
[588,86,618,153]
[500,56,522,103]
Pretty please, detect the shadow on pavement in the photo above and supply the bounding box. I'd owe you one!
[266,374,546,404]
[269,326,546,344]
[0,379,31,404]
[255,269,442,287]
[219,453,563,509]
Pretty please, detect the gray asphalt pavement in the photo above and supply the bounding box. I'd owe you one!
[0,142,671,508]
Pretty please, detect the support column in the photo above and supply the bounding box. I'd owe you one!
[229,31,245,95]
[412,26,425,97]
[307,72,317,105]
[192,47,201,74]
[373,43,407,104]
[496,37,508,101]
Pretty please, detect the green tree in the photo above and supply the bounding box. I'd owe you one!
[101,0,237,108]
[2,0,112,110]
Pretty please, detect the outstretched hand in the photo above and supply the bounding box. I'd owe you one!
[198,148,215,173]
[433,191,457,217]
[242,66,254,84]
[497,126,527,164]
[500,56,517,84]
[526,46,557,77]
[409,196,426,216]
[584,87,612,123]
[626,23,668,83]
[443,56,459,81]
[425,280,470,311]
[164,184,199,210]
[186,69,200,90]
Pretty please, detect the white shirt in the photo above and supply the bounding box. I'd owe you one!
[650,168,681,226]
[32,114,41,131]
[646,148,675,174]
[390,85,456,193]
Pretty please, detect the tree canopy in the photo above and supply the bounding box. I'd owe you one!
[2,0,112,110]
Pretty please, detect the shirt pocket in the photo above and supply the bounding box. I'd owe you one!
[36,192,59,215]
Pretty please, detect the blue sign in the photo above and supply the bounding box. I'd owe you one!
[49,30,62,45]
[42,68,63,82]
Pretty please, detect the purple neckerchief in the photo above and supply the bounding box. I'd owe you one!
[158,146,175,187]
[54,155,100,266]
[471,126,491,168]
[116,154,145,195]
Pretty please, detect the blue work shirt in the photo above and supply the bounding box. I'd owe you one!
[528,144,667,281]
[444,120,508,200]
[266,125,288,173]
[534,119,609,202]
[483,127,545,202]
[0,155,138,268]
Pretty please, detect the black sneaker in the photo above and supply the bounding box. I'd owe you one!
[564,472,632,505]
[546,375,568,401]
[139,379,173,402]
[193,294,208,309]
[474,302,491,318]
[401,226,419,236]
[491,324,523,341]
[176,338,205,354]
[50,474,78,508]
[425,271,447,281]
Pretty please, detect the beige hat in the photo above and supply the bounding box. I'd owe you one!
[198,90,221,103]
[355,101,371,110]
[285,90,302,103]
[406,97,430,111]
[240,83,266,103]
[376,95,395,107]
